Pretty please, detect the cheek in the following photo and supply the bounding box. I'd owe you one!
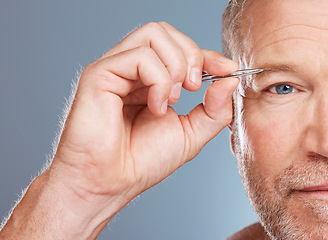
[243,105,302,177]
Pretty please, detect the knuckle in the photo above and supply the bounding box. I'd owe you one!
[189,47,203,65]
[82,62,98,76]
[136,46,154,56]
[143,21,165,33]
[157,21,170,27]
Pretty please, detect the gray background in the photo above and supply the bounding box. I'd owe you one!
[0,0,258,239]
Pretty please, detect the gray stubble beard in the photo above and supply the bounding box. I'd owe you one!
[234,134,327,240]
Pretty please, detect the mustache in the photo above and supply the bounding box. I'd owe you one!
[274,154,328,196]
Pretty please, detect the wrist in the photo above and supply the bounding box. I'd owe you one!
[45,165,133,239]
[0,168,131,240]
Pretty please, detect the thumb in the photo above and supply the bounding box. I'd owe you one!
[182,77,239,161]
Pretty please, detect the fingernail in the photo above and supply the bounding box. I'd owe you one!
[161,99,168,114]
[170,82,182,99]
[217,56,236,64]
[189,67,202,86]
[217,57,238,70]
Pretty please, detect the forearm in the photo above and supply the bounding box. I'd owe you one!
[0,169,126,240]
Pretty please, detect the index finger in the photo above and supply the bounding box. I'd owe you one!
[201,49,239,77]
[157,22,239,92]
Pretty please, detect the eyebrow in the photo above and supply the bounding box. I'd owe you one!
[255,64,298,77]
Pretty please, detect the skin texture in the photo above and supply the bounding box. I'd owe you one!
[0,22,239,239]
[227,222,269,240]
[232,0,328,239]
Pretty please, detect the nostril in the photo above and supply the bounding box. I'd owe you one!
[307,152,328,162]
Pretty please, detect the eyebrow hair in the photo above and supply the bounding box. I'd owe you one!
[255,64,298,77]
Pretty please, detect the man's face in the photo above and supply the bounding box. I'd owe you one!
[232,0,328,239]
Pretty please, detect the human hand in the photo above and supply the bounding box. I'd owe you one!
[49,22,238,236]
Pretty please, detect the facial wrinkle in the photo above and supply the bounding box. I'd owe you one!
[256,37,322,54]
[237,25,326,92]
[243,0,328,35]
[237,64,299,100]
[252,24,328,50]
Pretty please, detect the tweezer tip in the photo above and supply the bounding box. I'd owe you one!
[254,69,264,73]
[242,68,264,74]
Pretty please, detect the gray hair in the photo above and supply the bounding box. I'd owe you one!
[222,0,255,169]
[223,0,256,95]
[222,0,250,61]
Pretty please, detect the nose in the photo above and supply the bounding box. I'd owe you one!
[302,93,328,158]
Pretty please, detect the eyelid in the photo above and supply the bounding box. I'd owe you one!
[254,71,310,91]
[263,82,302,94]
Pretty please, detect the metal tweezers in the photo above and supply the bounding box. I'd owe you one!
[202,68,263,82]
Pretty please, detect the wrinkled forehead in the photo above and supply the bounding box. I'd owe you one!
[242,0,328,57]
[235,0,328,93]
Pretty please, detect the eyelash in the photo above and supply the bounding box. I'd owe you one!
[263,82,299,95]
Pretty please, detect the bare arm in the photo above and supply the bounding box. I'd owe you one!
[0,172,104,239]
[0,22,238,239]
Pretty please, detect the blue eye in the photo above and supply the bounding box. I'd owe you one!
[268,84,295,95]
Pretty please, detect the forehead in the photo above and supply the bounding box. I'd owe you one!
[242,0,328,66]
[244,0,328,33]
